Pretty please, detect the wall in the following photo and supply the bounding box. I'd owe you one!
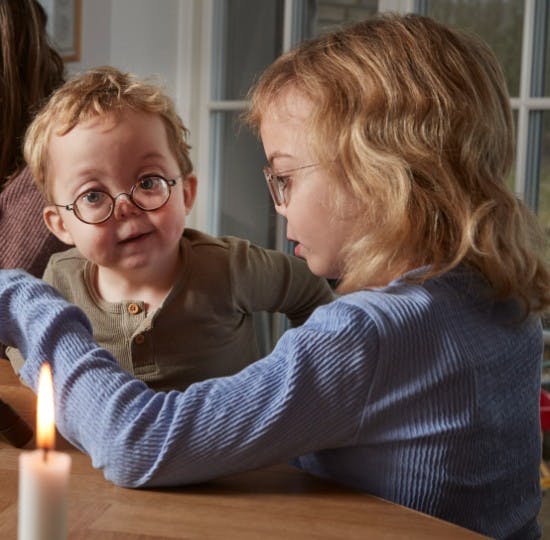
[66,0,111,74]
[61,0,200,225]
[67,0,185,90]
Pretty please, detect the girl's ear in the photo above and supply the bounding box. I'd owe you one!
[43,206,75,245]
[182,174,198,215]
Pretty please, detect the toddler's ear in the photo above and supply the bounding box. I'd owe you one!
[43,206,75,246]
[183,175,198,215]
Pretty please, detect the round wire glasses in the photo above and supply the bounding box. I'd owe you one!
[54,175,181,224]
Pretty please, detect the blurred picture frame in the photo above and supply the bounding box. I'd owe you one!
[38,0,82,62]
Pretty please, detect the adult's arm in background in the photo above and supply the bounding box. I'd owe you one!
[0,168,66,357]
[0,167,66,277]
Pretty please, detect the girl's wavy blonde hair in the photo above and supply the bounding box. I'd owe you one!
[245,13,550,314]
[24,66,193,201]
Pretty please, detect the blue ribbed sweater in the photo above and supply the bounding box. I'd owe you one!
[0,269,542,539]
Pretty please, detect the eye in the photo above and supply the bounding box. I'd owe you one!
[138,176,164,191]
[276,175,291,191]
[79,190,108,207]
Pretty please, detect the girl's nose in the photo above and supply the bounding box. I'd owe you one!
[112,193,142,220]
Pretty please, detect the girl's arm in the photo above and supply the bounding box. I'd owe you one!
[0,270,374,489]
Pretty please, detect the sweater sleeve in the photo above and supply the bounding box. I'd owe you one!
[0,269,376,488]
[0,168,66,277]
[229,239,335,326]
[0,169,67,356]
[5,254,66,375]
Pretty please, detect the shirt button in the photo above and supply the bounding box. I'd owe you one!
[128,303,141,315]
[134,334,145,345]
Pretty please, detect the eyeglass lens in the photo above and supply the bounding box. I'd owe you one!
[266,175,286,206]
[263,163,320,207]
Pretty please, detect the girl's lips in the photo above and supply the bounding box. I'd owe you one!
[288,239,304,259]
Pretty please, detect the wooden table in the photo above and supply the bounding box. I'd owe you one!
[0,360,486,539]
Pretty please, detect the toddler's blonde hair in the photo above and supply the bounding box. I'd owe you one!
[25,66,193,201]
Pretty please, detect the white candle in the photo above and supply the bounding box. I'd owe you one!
[18,363,71,540]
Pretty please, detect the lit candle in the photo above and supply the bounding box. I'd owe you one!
[18,363,71,540]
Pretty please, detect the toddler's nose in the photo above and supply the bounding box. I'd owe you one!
[113,193,142,220]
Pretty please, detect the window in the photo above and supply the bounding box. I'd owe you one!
[197,0,550,347]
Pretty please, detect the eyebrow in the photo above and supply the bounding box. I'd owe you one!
[66,153,170,182]
[266,151,294,165]
[60,168,106,189]
[140,151,168,161]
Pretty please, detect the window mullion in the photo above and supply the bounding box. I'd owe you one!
[515,0,536,200]
[524,0,549,212]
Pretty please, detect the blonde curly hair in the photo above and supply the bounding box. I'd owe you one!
[24,66,193,201]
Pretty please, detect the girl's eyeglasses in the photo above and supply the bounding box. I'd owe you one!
[262,163,319,207]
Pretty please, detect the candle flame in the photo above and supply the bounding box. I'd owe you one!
[36,362,55,450]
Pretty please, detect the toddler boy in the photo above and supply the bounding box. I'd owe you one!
[8,66,333,391]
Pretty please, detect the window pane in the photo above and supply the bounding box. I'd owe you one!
[314,0,378,35]
[544,6,550,96]
[539,111,550,262]
[216,0,284,100]
[540,112,550,338]
[214,111,277,249]
[425,0,524,97]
